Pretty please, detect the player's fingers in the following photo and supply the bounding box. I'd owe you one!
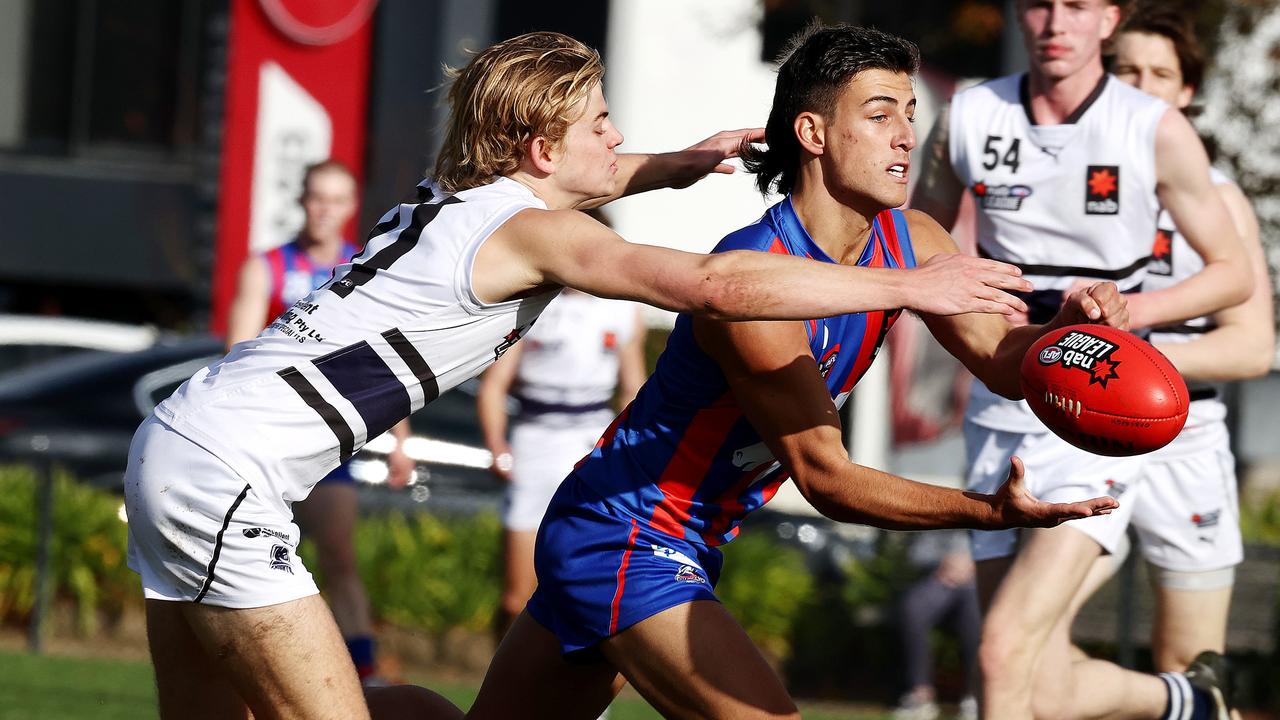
[983,288,1029,314]
[979,270,1034,292]
[1005,455,1026,487]
[713,162,736,175]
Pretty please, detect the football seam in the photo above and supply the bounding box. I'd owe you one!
[1117,333,1186,404]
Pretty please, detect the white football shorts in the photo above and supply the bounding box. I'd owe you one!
[1130,419,1242,573]
[964,420,1145,562]
[125,415,319,608]
[503,416,609,532]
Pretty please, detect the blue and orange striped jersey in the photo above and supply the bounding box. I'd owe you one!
[573,197,917,547]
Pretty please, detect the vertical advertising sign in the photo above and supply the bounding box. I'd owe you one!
[210,0,375,333]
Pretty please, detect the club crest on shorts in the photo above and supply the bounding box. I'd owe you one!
[1192,510,1221,543]
[1037,329,1121,388]
[269,544,294,574]
[1104,479,1128,499]
[675,564,706,584]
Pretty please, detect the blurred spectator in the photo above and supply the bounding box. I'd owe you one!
[225,159,412,684]
[892,531,980,720]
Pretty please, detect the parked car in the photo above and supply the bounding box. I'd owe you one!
[0,336,499,512]
[0,313,160,375]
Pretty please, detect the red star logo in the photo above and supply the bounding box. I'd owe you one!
[973,181,987,196]
[1152,230,1172,258]
[1087,357,1121,387]
[1088,168,1117,198]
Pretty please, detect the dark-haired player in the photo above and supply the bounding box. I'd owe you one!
[910,0,1251,718]
[460,23,1124,720]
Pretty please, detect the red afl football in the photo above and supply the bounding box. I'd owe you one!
[1020,324,1189,457]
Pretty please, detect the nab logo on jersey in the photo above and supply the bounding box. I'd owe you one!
[1085,165,1120,215]
[1150,228,1174,276]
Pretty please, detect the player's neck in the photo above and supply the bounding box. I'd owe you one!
[790,188,875,265]
[506,169,579,211]
[1025,60,1106,125]
[296,232,344,264]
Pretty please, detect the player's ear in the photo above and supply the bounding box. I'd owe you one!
[1099,3,1121,40]
[526,135,557,175]
[794,111,825,156]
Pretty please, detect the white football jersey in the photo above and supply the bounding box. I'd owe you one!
[513,291,638,414]
[156,177,558,510]
[947,74,1169,431]
[1146,167,1232,428]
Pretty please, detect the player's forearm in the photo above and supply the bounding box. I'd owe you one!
[475,391,510,452]
[800,464,997,530]
[1128,261,1252,330]
[1158,326,1275,381]
[577,152,696,208]
[689,250,919,321]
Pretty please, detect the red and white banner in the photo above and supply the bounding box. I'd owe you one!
[210,0,375,334]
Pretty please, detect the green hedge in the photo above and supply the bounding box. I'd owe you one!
[0,466,138,635]
[0,466,830,664]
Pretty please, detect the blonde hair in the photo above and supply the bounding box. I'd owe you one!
[433,32,605,193]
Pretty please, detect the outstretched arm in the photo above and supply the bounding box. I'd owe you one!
[475,208,1033,322]
[1127,109,1252,329]
[576,129,765,209]
[906,211,1129,398]
[693,316,1116,530]
[1157,182,1275,381]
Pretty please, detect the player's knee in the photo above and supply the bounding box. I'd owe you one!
[979,625,1027,683]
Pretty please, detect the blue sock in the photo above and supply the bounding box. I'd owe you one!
[1159,672,1213,720]
[346,635,376,679]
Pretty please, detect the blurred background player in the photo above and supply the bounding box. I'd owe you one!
[477,226,647,631]
[891,531,980,720]
[225,159,414,684]
[910,0,1252,718]
[1065,0,1274,676]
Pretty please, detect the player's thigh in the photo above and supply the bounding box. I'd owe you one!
[182,593,369,720]
[600,599,799,720]
[502,528,538,599]
[983,525,1103,644]
[145,599,249,720]
[295,476,359,557]
[468,610,620,720]
[1151,582,1233,671]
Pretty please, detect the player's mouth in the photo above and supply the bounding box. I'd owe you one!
[887,163,908,182]
[1040,43,1070,59]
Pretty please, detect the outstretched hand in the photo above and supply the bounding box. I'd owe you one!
[669,128,766,189]
[1056,281,1129,330]
[910,253,1033,316]
[986,456,1118,529]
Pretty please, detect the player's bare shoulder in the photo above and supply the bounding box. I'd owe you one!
[902,208,961,262]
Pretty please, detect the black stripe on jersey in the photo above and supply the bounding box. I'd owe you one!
[980,247,1152,281]
[313,341,411,444]
[381,328,441,404]
[332,196,464,299]
[194,483,252,604]
[1019,73,1108,126]
[1152,322,1216,335]
[278,366,357,460]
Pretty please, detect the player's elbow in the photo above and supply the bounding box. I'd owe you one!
[1240,338,1276,379]
[683,252,753,320]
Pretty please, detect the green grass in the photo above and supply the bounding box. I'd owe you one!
[0,649,887,719]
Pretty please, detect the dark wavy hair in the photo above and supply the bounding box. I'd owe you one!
[1113,3,1205,92]
[741,22,920,196]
